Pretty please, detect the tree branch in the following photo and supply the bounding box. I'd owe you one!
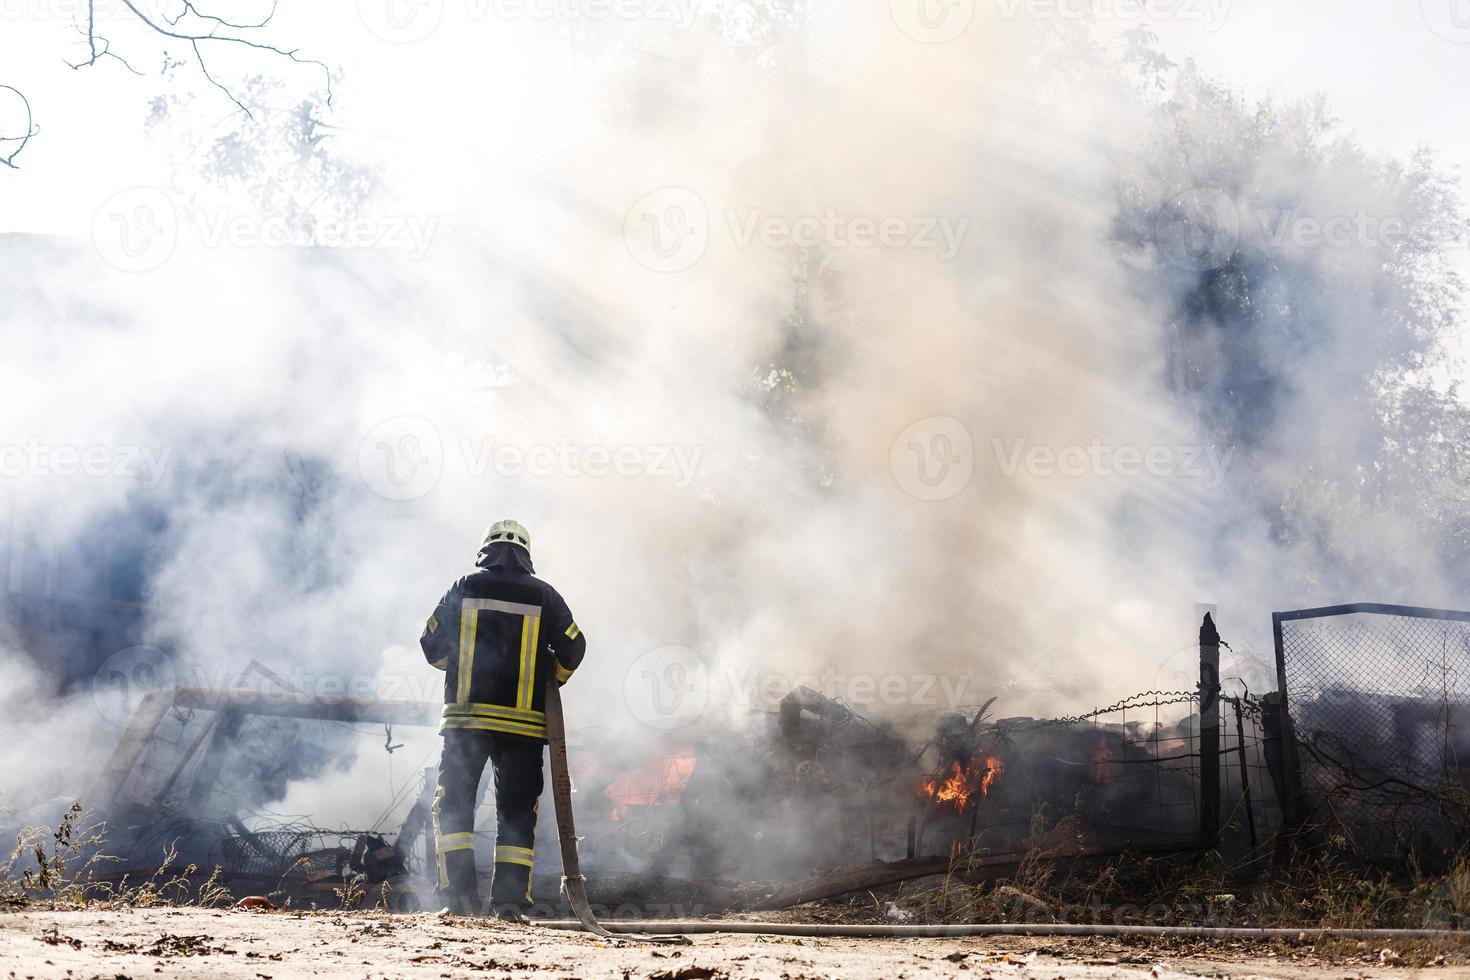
[70,0,332,120]
[0,84,39,169]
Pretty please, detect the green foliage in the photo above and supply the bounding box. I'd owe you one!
[1115,61,1470,597]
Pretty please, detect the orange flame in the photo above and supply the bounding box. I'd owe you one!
[606,755,696,821]
[919,754,1004,812]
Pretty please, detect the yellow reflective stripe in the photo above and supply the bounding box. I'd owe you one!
[565,622,579,640]
[442,703,545,723]
[527,615,540,707]
[427,614,439,634]
[431,787,451,888]
[495,853,534,868]
[515,615,531,708]
[556,663,575,683]
[442,716,547,738]
[456,605,479,705]
[516,615,541,710]
[495,844,534,866]
[436,832,475,852]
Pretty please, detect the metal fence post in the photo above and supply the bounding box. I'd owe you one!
[1199,613,1221,850]
[1271,611,1304,829]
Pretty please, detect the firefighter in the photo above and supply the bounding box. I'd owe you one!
[420,519,586,920]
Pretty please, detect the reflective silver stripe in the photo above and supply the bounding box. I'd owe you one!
[462,597,543,618]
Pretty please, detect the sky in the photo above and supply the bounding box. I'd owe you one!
[3,1,1469,212]
[1147,0,1470,371]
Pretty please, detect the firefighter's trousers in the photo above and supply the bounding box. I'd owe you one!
[432,729,544,910]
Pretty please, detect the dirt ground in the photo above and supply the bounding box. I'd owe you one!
[2,907,1467,980]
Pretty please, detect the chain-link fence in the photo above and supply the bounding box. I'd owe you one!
[1275,604,1470,861]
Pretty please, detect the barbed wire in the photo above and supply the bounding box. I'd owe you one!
[985,690,1201,734]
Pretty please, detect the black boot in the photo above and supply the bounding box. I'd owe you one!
[490,903,530,924]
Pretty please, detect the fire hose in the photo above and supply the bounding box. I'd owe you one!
[543,677,688,945]
[541,682,1464,945]
[535,920,1470,941]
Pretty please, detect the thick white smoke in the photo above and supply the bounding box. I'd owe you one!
[0,3,1464,833]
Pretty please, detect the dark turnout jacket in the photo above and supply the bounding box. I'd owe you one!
[420,543,586,741]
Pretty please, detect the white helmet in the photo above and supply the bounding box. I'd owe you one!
[482,519,531,553]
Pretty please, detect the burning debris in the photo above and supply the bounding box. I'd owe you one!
[918,752,1005,813]
[12,605,1470,920]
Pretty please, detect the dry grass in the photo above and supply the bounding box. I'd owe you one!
[854,807,1470,935]
[2,803,231,910]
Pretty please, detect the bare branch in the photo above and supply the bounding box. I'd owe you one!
[176,0,283,32]
[68,0,332,121]
[116,0,334,114]
[0,84,39,170]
